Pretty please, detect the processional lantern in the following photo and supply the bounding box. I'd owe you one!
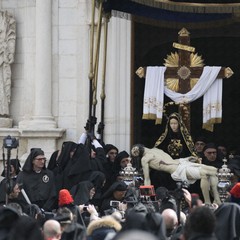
[119,162,142,186]
[217,157,233,202]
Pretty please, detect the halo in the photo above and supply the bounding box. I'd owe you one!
[163,101,190,121]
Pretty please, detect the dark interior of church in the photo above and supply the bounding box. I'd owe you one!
[132,22,240,152]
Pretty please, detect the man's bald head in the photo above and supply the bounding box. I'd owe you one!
[161,208,178,235]
[43,219,62,240]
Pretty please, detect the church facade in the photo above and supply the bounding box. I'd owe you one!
[0,0,132,167]
[0,0,240,171]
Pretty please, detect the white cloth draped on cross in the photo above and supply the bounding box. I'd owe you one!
[142,66,222,131]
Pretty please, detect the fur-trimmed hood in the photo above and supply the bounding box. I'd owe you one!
[87,216,122,236]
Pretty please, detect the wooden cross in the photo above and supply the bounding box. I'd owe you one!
[136,28,234,131]
[164,28,232,94]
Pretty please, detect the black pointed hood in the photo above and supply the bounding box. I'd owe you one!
[22,148,45,173]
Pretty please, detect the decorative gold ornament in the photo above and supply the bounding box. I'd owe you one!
[190,53,204,67]
[163,101,190,120]
[165,78,179,92]
[177,66,191,80]
[164,52,179,67]
[217,158,234,202]
[164,52,204,91]
[135,66,145,78]
[168,139,183,158]
[224,67,234,78]
[173,42,195,53]
[178,28,190,37]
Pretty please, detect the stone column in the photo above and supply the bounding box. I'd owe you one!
[17,1,64,160]
[30,0,56,128]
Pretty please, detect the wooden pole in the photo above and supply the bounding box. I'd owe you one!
[98,14,110,144]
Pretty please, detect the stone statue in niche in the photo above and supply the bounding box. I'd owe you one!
[0,10,16,127]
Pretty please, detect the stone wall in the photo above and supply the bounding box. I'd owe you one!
[0,0,132,167]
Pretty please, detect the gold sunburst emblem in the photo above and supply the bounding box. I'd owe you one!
[164,52,204,92]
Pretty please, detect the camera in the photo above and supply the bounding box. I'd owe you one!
[176,181,189,189]
[139,185,156,197]
[83,205,88,211]
[139,185,157,202]
[3,135,19,149]
[172,181,189,200]
[110,200,120,208]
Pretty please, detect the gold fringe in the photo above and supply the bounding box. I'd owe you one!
[142,113,157,120]
[155,118,162,124]
[142,114,163,124]
[202,117,222,132]
[133,15,235,30]
[131,0,240,13]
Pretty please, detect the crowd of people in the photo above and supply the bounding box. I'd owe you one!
[0,122,240,240]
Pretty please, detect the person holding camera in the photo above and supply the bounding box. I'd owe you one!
[57,188,98,228]
[70,180,96,206]
[100,181,128,216]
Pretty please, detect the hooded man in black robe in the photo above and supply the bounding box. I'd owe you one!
[48,141,93,192]
[16,148,56,211]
